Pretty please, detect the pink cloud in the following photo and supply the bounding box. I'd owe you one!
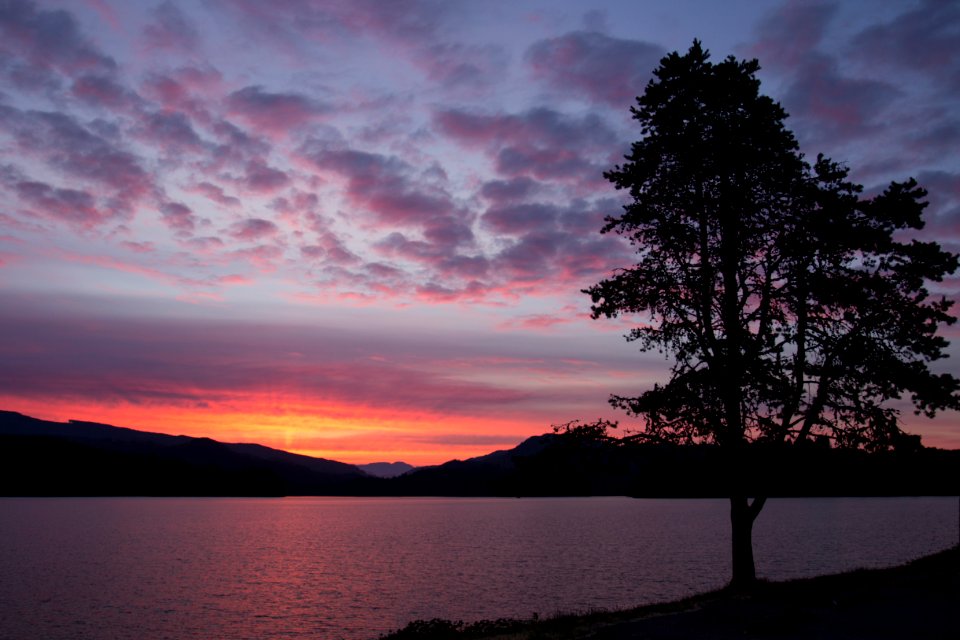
[229,218,279,241]
[525,30,663,106]
[242,159,290,192]
[57,251,224,290]
[748,1,836,68]
[296,137,628,301]
[215,274,252,286]
[300,231,361,266]
[190,181,241,208]
[0,0,116,78]
[746,3,904,148]
[70,74,141,111]
[413,280,496,303]
[376,232,488,279]
[435,107,616,151]
[135,110,207,155]
[142,1,200,54]
[498,313,576,331]
[160,201,197,233]
[916,171,960,237]
[183,236,225,252]
[12,179,107,228]
[434,107,618,188]
[781,53,900,142]
[205,119,272,169]
[220,0,447,52]
[0,308,569,418]
[483,202,560,236]
[414,42,508,90]
[496,146,601,183]
[121,241,156,254]
[302,146,469,242]
[228,244,284,270]
[140,66,224,119]
[226,85,329,136]
[479,198,632,294]
[852,0,959,79]
[480,177,541,203]
[0,105,153,211]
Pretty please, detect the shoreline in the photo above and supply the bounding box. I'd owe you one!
[381,544,959,639]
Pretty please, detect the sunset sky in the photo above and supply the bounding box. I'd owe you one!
[1,0,958,464]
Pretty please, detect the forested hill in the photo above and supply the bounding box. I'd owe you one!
[1,410,957,497]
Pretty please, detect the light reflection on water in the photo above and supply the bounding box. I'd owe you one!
[0,496,955,639]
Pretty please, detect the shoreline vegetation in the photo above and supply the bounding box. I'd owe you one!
[381,545,959,639]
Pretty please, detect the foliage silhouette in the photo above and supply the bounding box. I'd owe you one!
[584,41,959,587]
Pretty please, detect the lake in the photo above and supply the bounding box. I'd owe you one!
[0,496,956,639]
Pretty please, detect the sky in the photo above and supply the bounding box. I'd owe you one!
[1,0,958,465]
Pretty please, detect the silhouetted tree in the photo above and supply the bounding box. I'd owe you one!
[585,41,959,587]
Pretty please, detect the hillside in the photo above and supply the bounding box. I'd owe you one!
[0,410,365,496]
[2,410,957,497]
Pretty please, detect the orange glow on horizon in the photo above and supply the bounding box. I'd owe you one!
[4,393,957,469]
[0,394,548,467]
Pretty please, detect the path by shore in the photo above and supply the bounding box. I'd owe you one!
[382,545,959,639]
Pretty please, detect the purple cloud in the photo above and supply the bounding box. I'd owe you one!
[496,146,599,182]
[136,111,207,154]
[0,0,116,78]
[242,159,290,192]
[748,1,837,68]
[415,42,508,90]
[226,85,329,136]
[219,0,447,50]
[70,74,140,111]
[141,66,224,118]
[435,106,617,151]
[142,2,200,54]
[160,201,197,234]
[781,53,900,144]
[12,179,105,227]
[435,107,618,187]
[0,308,554,417]
[483,202,560,236]
[747,3,904,149]
[852,0,959,82]
[300,231,361,267]
[184,236,225,252]
[209,118,272,165]
[230,218,279,241]
[302,146,466,235]
[481,198,633,293]
[0,105,152,210]
[191,181,241,208]
[525,30,664,107]
[480,177,541,203]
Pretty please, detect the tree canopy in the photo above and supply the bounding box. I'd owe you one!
[585,41,959,585]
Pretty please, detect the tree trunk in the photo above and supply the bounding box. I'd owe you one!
[729,495,766,589]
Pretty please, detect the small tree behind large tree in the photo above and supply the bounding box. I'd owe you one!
[585,41,959,587]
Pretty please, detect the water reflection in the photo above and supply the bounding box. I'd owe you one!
[0,496,955,639]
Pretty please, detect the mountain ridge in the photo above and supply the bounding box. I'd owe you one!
[0,410,366,496]
[2,410,957,497]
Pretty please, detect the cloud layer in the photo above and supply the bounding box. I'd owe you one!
[0,0,957,459]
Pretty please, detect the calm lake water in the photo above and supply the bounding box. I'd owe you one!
[0,496,956,639]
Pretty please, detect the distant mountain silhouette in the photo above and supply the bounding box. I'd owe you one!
[379,431,959,497]
[2,410,957,497]
[0,410,364,496]
[358,462,416,478]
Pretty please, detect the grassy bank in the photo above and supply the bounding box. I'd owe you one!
[381,545,959,639]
